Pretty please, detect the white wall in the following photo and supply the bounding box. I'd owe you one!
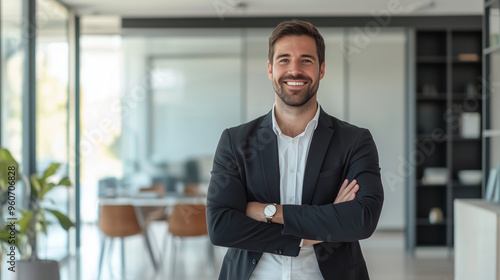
[347,29,406,229]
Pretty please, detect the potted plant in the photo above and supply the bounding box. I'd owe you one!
[16,162,74,280]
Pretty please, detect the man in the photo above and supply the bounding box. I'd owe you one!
[206,19,384,280]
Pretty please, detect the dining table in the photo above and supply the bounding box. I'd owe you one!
[98,192,207,271]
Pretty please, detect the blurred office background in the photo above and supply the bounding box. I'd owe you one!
[2,0,499,279]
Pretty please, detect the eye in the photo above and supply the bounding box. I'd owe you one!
[279,59,289,63]
[302,59,312,63]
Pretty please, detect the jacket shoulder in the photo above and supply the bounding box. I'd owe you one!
[224,114,270,142]
[325,113,369,135]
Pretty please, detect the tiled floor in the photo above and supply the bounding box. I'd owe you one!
[4,224,455,280]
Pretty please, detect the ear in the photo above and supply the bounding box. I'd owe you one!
[319,61,326,80]
[267,61,273,80]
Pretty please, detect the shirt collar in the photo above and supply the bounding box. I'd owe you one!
[271,102,321,136]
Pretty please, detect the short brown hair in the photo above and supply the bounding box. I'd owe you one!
[268,19,325,66]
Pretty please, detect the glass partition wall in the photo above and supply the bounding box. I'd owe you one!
[1,0,73,264]
[1,0,24,163]
[35,0,71,261]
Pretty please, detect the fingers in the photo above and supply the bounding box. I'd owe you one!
[334,179,359,204]
[302,239,323,246]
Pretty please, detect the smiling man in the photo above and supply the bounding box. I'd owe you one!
[207,19,384,280]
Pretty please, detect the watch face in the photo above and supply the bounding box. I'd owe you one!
[264,204,277,217]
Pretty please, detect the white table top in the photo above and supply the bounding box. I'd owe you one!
[99,194,206,207]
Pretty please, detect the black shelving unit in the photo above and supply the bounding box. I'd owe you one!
[411,28,483,249]
[482,0,500,211]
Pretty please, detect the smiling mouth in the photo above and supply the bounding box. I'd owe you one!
[285,81,308,86]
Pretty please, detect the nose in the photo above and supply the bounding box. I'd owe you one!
[289,60,302,77]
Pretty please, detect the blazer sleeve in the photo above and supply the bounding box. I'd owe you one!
[206,129,302,256]
[281,129,384,242]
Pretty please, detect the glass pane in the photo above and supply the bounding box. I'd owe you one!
[488,1,500,48]
[1,0,24,162]
[35,0,70,261]
[80,35,123,223]
[120,32,243,195]
[150,56,242,163]
[76,34,123,280]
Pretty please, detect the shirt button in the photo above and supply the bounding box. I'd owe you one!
[252,258,257,265]
[283,257,289,262]
[288,197,293,203]
[290,169,295,173]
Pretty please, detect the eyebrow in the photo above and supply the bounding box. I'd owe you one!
[275,54,317,61]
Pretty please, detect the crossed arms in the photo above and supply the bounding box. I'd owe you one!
[246,179,360,246]
[206,128,384,257]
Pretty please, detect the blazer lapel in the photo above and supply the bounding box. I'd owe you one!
[257,111,280,203]
[302,109,334,205]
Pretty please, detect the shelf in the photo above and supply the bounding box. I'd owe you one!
[417,182,447,187]
[452,136,481,142]
[452,180,481,188]
[452,59,481,63]
[451,93,481,100]
[483,44,500,55]
[417,218,448,226]
[416,134,447,143]
[416,94,447,101]
[417,56,447,63]
[483,130,500,138]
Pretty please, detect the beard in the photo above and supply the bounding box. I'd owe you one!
[273,74,319,107]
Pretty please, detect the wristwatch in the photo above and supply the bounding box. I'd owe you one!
[264,203,277,223]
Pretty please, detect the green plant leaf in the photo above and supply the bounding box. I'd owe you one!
[0,225,21,250]
[46,209,75,231]
[58,177,71,187]
[38,212,48,235]
[30,174,41,200]
[18,211,34,235]
[0,227,10,244]
[40,182,56,198]
[0,147,20,192]
[41,162,61,182]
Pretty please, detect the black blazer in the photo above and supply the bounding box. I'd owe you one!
[206,108,384,280]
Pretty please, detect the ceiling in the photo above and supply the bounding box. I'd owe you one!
[59,0,483,18]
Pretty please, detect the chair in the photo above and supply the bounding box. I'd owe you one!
[163,204,216,277]
[97,205,156,280]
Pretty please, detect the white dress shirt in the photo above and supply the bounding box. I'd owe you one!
[249,103,324,280]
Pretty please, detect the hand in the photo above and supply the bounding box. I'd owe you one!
[333,179,359,204]
[302,239,322,246]
[302,180,359,247]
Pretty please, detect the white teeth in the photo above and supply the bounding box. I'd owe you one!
[286,82,305,86]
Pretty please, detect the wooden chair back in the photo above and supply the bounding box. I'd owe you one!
[99,205,142,237]
[168,204,207,237]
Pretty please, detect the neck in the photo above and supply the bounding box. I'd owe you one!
[274,99,317,138]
